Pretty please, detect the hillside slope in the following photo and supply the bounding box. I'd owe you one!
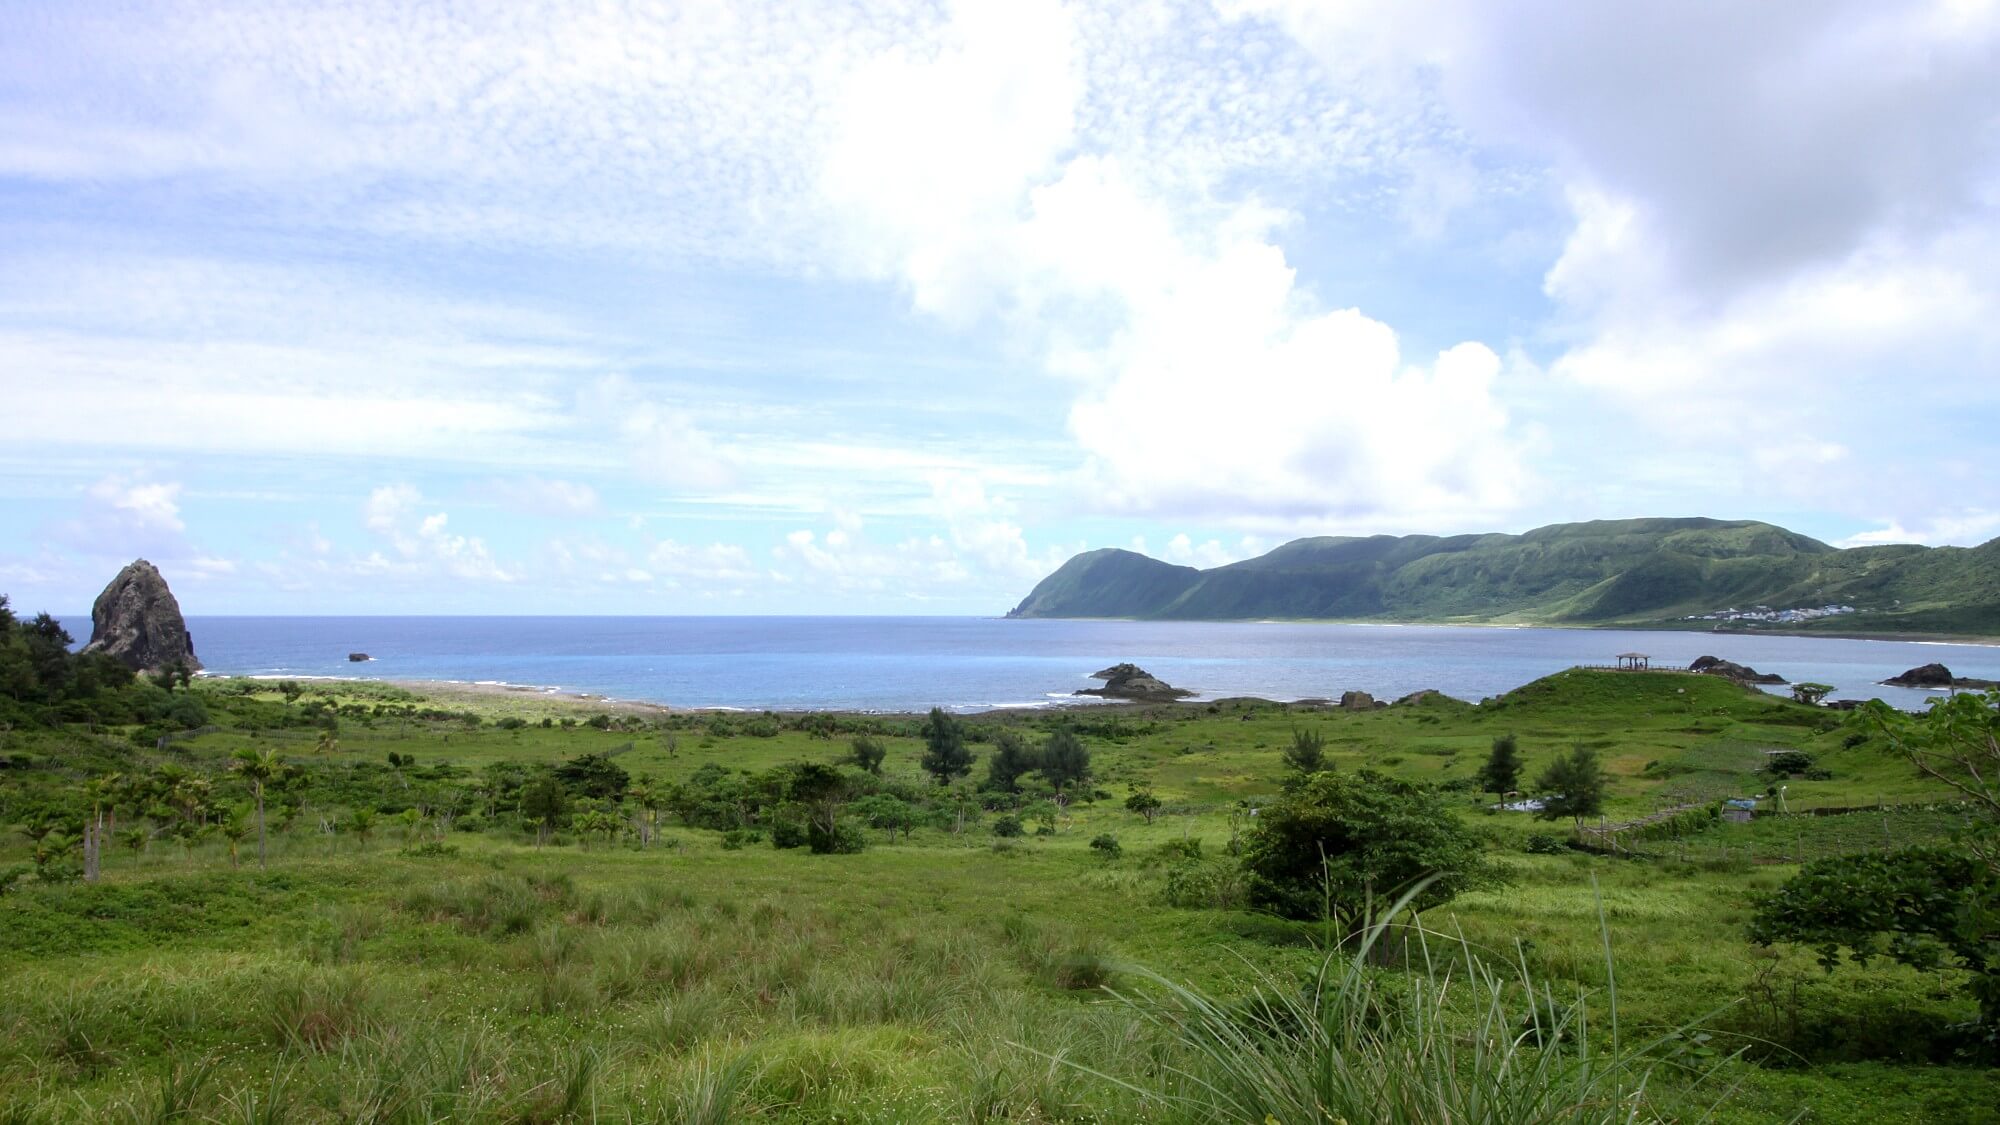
[1006,518,2000,634]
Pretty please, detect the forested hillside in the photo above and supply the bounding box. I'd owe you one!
[1008,517,2000,633]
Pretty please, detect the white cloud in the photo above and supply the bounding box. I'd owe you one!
[1162,533,1268,568]
[646,540,758,584]
[361,485,513,582]
[815,8,1527,529]
[478,476,602,517]
[1838,510,2000,549]
[87,475,185,533]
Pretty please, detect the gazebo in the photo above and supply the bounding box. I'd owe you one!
[1615,652,1650,671]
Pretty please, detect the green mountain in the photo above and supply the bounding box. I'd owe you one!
[1006,517,2000,635]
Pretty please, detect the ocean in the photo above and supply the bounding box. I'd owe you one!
[57,615,2000,713]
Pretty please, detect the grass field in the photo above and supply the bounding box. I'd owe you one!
[1,669,1994,1122]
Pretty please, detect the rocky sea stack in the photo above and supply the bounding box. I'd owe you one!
[1883,663,1999,690]
[1688,655,1786,684]
[1075,663,1192,702]
[80,559,201,675]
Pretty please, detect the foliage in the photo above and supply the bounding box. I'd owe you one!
[991,815,1024,838]
[1793,682,1836,706]
[1038,726,1091,793]
[1240,771,1493,923]
[1536,746,1607,825]
[848,735,886,775]
[1478,732,1523,797]
[1089,833,1121,858]
[983,730,1038,792]
[1282,727,1326,774]
[1750,846,1998,1053]
[919,707,973,785]
[1125,788,1162,824]
[554,752,631,800]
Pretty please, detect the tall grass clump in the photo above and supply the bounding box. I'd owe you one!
[1069,884,1736,1124]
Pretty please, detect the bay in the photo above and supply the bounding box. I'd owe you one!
[61,615,2000,713]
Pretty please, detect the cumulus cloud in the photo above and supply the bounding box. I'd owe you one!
[88,475,185,533]
[362,485,513,582]
[1238,0,2000,528]
[815,6,1526,529]
[1838,510,2000,549]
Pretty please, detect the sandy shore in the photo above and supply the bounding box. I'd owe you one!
[380,679,675,716]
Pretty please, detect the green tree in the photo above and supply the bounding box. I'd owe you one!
[1125,788,1162,824]
[231,746,285,869]
[1282,727,1327,775]
[849,736,887,776]
[520,777,569,846]
[220,810,251,867]
[1750,846,1997,1053]
[1477,733,1523,798]
[783,761,858,853]
[1534,746,1606,826]
[1760,691,2000,1048]
[347,807,376,847]
[1038,727,1092,796]
[1241,770,1492,924]
[1792,682,1835,706]
[984,730,1039,792]
[851,793,917,841]
[919,707,974,785]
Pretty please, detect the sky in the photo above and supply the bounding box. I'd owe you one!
[1,0,1997,615]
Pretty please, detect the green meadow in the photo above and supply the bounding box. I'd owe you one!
[2,667,1995,1123]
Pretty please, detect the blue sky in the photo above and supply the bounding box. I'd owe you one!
[2,0,1997,614]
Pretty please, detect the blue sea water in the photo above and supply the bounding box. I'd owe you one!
[60,615,2000,713]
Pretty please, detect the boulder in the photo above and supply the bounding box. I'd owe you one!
[1688,655,1785,684]
[1339,690,1384,711]
[80,559,201,675]
[1884,663,1999,690]
[1076,663,1192,701]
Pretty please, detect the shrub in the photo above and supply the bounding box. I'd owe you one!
[1764,750,1815,776]
[1524,833,1569,855]
[770,820,809,850]
[991,815,1024,838]
[720,829,762,851]
[1090,834,1122,859]
[1241,771,1492,924]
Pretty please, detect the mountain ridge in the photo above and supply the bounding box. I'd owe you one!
[1006,517,2000,635]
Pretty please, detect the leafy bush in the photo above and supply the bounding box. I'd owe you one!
[991,815,1024,838]
[1089,834,1122,859]
[1764,750,1815,776]
[720,828,762,851]
[1524,833,1569,855]
[1241,771,1493,924]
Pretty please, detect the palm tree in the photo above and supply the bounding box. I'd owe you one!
[628,776,660,847]
[348,808,376,848]
[231,746,284,869]
[118,827,148,866]
[220,811,251,868]
[315,729,340,755]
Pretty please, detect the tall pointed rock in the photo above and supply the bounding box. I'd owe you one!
[80,559,202,674]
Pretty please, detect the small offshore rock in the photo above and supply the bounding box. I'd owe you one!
[1076,663,1192,701]
[1884,663,1999,690]
[348,652,372,662]
[1688,655,1785,684]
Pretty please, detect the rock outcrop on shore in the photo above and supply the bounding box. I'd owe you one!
[1688,655,1786,684]
[1339,690,1385,711]
[1075,663,1192,701]
[1884,663,2000,690]
[80,559,201,675]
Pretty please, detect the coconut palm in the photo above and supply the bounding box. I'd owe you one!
[231,746,286,868]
